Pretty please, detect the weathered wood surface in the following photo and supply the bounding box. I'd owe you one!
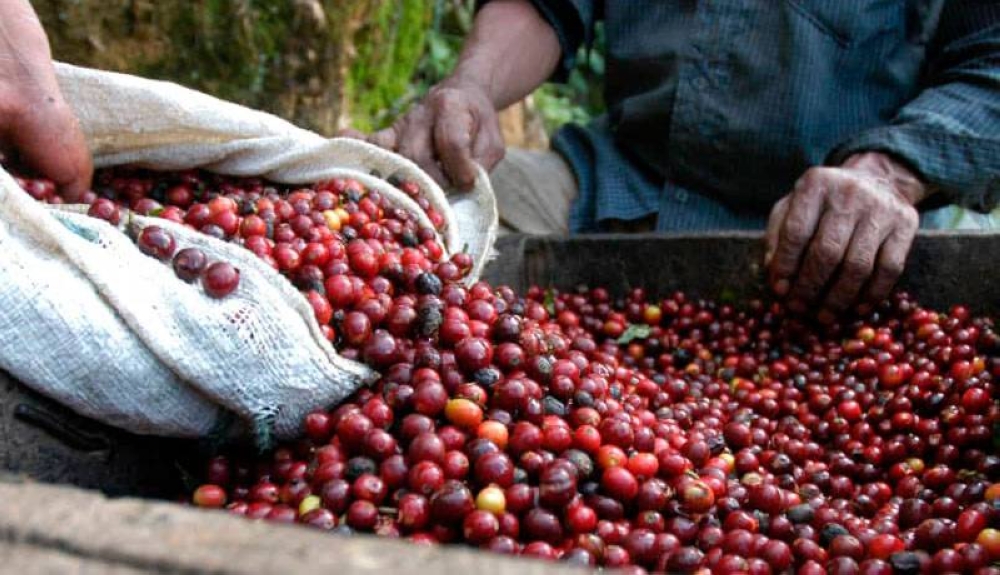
[484,232,1000,316]
[0,477,590,575]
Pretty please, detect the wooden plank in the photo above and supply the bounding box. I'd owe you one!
[0,478,591,575]
[485,231,1000,316]
[0,541,148,575]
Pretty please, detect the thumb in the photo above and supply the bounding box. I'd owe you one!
[764,197,789,269]
[9,100,92,202]
[368,125,399,152]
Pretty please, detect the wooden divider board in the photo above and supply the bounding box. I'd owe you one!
[0,477,591,575]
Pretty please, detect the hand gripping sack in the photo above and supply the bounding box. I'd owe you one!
[0,63,498,444]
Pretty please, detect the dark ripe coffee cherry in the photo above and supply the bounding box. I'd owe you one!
[201,261,240,298]
[522,508,563,544]
[787,503,815,524]
[472,367,501,388]
[430,480,475,525]
[346,500,379,531]
[820,523,851,547]
[172,247,208,283]
[415,272,442,295]
[462,509,500,544]
[136,225,176,260]
[888,551,922,575]
[363,330,399,367]
[538,463,577,509]
[474,451,515,488]
[454,337,493,374]
[88,198,121,225]
[344,456,378,482]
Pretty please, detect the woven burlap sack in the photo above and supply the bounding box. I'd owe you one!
[0,168,379,443]
[0,64,498,444]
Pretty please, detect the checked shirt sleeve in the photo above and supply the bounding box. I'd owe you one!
[828,3,1000,212]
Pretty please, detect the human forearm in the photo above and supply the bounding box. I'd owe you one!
[0,0,60,109]
[445,0,562,110]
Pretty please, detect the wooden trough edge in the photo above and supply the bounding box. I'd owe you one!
[0,476,593,575]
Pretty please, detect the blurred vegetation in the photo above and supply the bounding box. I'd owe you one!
[38,0,603,137]
[37,0,434,136]
[347,1,436,132]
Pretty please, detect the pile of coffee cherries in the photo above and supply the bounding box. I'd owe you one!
[16,165,450,336]
[16,167,1000,574]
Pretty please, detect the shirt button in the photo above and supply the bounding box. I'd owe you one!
[676,190,689,203]
[691,76,709,90]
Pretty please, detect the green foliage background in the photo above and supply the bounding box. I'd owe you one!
[391,0,606,133]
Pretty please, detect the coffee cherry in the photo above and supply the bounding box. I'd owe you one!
[201,261,240,298]
[192,484,226,508]
[346,500,379,531]
[462,509,499,544]
[455,337,493,374]
[538,463,577,509]
[680,480,715,514]
[430,480,474,525]
[136,225,176,260]
[602,467,639,502]
[88,198,122,225]
[172,247,208,282]
[445,398,483,430]
[475,485,506,514]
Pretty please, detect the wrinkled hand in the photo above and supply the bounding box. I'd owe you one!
[363,82,504,191]
[0,0,92,200]
[765,152,929,321]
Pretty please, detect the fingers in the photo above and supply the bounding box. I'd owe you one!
[368,125,399,151]
[767,175,825,296]
[472,113,505,172]
[865,218,918,304]
[786,206,858,312]
[53,123,93,202]
[434,108,477,191]
[9,98,92,201]
[764,196,790,268]
[394,105,449,186]
[0,1,91,200]
[769,164,920,320]
[819,217,884,318]
[364,85,503,191]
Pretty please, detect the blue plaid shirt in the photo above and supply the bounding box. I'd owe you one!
[514,1,1000,232]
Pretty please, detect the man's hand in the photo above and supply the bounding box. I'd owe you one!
[352,0,561,191]
[368,81,504,191]
[765,152,931,321]
[0,0,92,201]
